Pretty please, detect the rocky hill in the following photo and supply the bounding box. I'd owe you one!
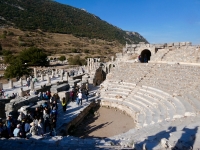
[0,0,147,44]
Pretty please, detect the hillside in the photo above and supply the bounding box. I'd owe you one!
[0,0,148,45]
[0,27,125,60]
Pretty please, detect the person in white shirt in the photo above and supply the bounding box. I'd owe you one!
[77,91,82,105]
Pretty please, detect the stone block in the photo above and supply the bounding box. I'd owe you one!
[50,83,70,93]
[180,42,186,46]
[174,42,180,46]
[58,91,70,103]
[167,43,174,47]
[5,96,38,117]
[68,79,81,88]
[186,42,192,46]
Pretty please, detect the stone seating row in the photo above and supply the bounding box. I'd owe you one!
[150,49,169,61]
[100,80,199,128]
[161,48,200,63]
[109,115,200,149]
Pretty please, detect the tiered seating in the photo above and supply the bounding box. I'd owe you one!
[150,49,169,61]
[161,47,200,63]
[100,62,200,128]
[109,62,154,84]
[99,61,200,148]
[140,64,200,95]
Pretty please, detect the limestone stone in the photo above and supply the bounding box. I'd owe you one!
[50,83,70,94]
[5,96,38,117]
[30,81,34,90]
[0,82,3,89]
[9,80,13,89]
[34,68,37,78]
[41,74,44,81]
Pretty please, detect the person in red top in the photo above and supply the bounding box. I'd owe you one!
[70,90,74,102]
[46,91,51,100]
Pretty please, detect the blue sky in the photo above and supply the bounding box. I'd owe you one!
[55,0,200,45]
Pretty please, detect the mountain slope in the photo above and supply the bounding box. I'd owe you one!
[0,0,148,44]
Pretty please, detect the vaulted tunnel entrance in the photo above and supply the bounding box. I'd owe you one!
[140,49,151,63]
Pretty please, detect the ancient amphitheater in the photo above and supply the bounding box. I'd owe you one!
[1,41,200,150]
[99,42,200,149]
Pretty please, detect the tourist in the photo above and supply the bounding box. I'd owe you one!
[144,54,147,63]
[25,111,34,123]
[0,121,8,138]
[34,107,42,120]
[50,118,56,136]
[52,100,58,110]
[38,92,43,100]
[24,120,30,133]
[77,90,82,105]
[0,88,4,97]
[85,89,89,102]
[29,122,38,136]
[70,90,74,102]
[61,97,67,112]
[33,78,38,83]
[42,92,48,100]
[46,91,51,100]
[17,112,25,123]
[13,124,22,137]
[50,107,57,121]
[37,119,44,136]
[5,115,14,137]
[26,77,30,87]
[9,93,16,99]
[20,118,26,134]
[138,55,141,62]
[43,110,50,133]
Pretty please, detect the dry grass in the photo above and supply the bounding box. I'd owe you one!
[0,27,123,60]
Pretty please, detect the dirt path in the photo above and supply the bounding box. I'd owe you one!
[72,106,135,138]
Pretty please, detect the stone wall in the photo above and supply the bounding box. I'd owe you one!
[69,74,85,80]
[50,83,70,94]
[93,67,106,86]
[4,96,38,118]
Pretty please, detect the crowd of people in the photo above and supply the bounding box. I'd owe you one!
[0,92,60,139]
[0,85,90,139]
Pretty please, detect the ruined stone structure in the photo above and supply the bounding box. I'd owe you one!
[122,41,195,63]
[93,67,106,86]
[98,42,200,149]
[2,42,200,149]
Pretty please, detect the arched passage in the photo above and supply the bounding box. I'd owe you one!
[140,49,151,63]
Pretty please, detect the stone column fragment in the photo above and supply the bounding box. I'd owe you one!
[9,80,13,89]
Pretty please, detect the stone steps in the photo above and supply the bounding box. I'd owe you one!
[184,94,200,112]
[141,86,192,118]
[136,91,167,122]
[133,93,162,123]
[104,90,130,96]
[100,97,154,127]
[139,88,176,120]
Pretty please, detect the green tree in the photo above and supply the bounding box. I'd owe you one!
[2,50,12,56]
[58,55,66,62]
[4,58,31,78]
[68,55,86,66]
[19,47,49,66]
